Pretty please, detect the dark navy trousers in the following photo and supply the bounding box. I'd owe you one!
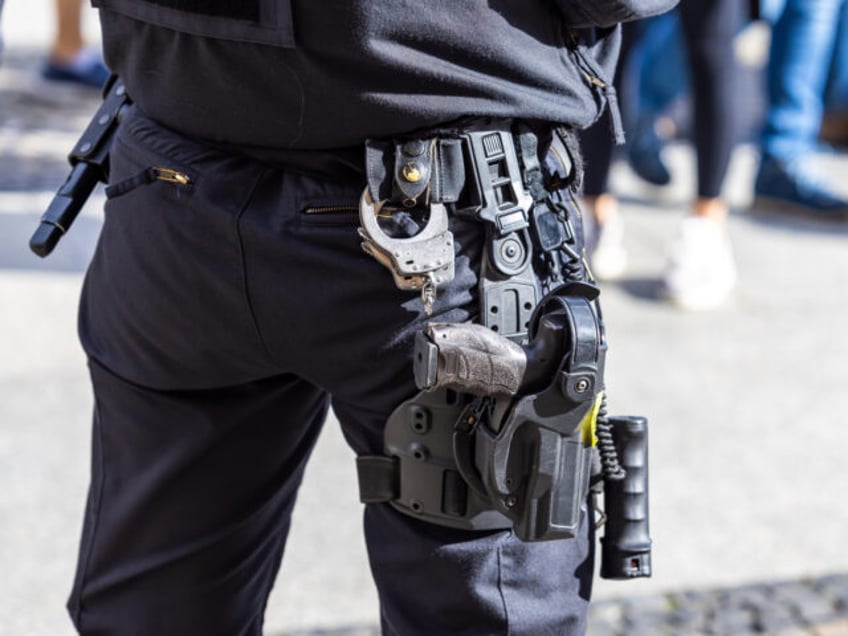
[67,106,594,635]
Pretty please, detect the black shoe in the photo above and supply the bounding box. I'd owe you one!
[42,49,109,89]
[627,126,671,186]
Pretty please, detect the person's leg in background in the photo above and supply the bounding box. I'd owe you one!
[583,1,743,310]
[580,20,647,282]
[754,0,848,218]
[627,11,688,186]
[662,0,742,310]
[0,0,6,59]
[821,3,848,145]
[758,0,787,23]
[42,0,108,88]
[580,123,628,282]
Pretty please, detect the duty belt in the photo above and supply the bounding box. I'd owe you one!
[358,118,579,331]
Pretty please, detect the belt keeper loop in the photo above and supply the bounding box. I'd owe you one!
[365,139,395,202]
[435,138,465,204]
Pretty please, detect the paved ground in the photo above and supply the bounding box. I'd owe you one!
[2,3,848,635]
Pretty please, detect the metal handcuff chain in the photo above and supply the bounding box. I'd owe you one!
[358,187,456,314]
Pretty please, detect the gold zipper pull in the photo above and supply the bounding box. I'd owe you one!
[583,72,606,88]
[152,166,191,185]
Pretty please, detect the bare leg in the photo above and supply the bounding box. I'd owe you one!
[582,194,627,281]
[691,196,728,225]
[43,0,108,87]
[50,0,85,63]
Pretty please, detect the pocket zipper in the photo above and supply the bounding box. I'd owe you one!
[304,205,359,215]
[152,166,192,185]
[105,165,193,199]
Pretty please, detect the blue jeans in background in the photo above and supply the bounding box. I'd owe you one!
[627,11,688,129]
[825,3,848,112]
[0,0,5,56]
[762,0,848,161]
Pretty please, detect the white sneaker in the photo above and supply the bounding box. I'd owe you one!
[587,213,627,282]
[662,217,736,310]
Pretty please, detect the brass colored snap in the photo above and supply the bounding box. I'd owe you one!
[401,162,424,183]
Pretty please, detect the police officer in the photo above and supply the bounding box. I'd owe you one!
[66,1,675,634]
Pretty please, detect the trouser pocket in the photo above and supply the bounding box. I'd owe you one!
[79,105,278,390]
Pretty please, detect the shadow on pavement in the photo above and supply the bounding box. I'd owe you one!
[610,276,666,303]
[742,207,848,237]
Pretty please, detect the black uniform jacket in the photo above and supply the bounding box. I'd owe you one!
[92,0,671,171]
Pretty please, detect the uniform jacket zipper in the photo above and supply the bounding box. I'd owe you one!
[567,30,626,145]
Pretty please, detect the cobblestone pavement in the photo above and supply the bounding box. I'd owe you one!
[587,574,848,636]
[259,574,848,636]
[261,574,848,635]
[4,42,848,636]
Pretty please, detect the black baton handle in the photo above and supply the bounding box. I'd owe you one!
[29,75,130,258]
[30,162,101,257]
[600,415,652,580]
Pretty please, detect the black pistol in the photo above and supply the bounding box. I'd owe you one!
[29,75,130,258]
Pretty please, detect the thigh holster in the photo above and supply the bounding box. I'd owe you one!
[356,120,612,542]
[357,282,605,542]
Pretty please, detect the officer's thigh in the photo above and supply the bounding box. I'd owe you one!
[69,106,334,634]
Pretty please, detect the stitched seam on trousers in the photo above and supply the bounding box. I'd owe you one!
[69,396,107,627]
[255,525,289,631]
[235,168,284,368]
[497,538,511,636]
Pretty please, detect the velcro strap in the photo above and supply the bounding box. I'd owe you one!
[365,139,394,202]
[356,456,399,503]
